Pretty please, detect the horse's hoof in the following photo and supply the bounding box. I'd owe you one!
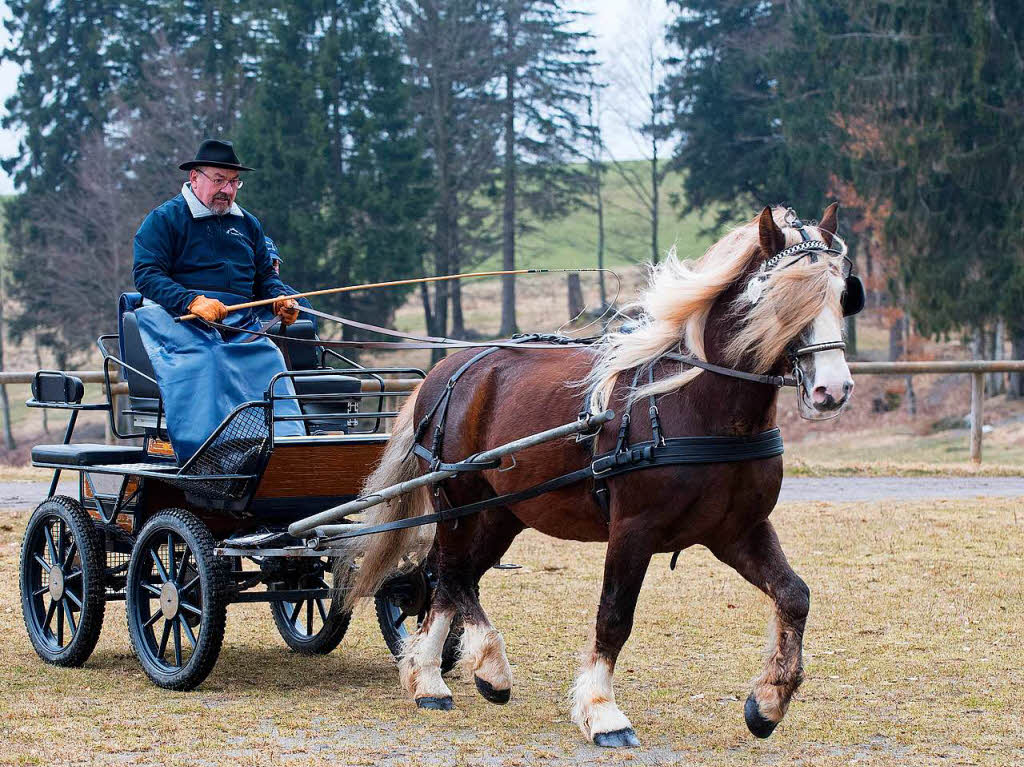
[416,696,454,710]
[744,694,778,738]
[593,727,640,748]
[474,675,511,704]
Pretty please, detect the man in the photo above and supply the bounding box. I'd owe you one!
[130,139,304,461]
[133,139,299,325]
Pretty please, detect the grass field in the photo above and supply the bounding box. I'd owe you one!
[1,496,1021,766]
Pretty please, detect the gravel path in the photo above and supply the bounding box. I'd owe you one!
[2,476,1023,514]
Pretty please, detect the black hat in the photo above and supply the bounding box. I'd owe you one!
[179,139,255,172]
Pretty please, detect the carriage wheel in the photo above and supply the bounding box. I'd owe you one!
[125,508,227,690]
[20,496,106,667]
[374,563,462,674]
[270,557,352,655]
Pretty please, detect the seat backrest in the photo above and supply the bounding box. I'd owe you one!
[274,319,322,370]
[120,311,161,398]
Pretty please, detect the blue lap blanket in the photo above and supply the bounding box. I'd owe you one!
[132,291,304,463]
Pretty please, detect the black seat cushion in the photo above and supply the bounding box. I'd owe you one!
[32,444,146,467]
[128,396,161,414]
[273,320,322,370]
[120,312,161,399]
[293,375,362,396]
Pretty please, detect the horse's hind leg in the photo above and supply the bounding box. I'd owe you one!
[571,530,652,748]
[713,519,810,738]
[454,509,523,705]
[399,509,522,709]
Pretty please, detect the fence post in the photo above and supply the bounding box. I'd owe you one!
[970,372,984,463]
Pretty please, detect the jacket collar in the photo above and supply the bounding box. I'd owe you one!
[181,182,243,219]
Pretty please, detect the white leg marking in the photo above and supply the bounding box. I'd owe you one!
[570,655,633,741]
[399,609,454,700]
[459,622,512,691]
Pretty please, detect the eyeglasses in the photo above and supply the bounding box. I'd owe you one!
[196,168,243,190]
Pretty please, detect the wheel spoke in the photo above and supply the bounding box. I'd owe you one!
[142,582,163,597]
[316,598,328,624]
[56,600,65,645]
[158,619,172,659]
[62,539,78,569]
[65,589,83,609]
[178,547,191,584]
[143,610,163,629]
[167,534,176,582]
[179,601,202,617]
[306,599,314,636]
[150,547,169,583]
[181,617,198,649]
[32,585,50,597]
[63,600,77,635]
[64,569,82,581]
[173,619,182,667]
[287,600,302,626]
[57,520,67,564]
[181,575,200,595]
[393,610,407,629]
[44,525,58,565]
[44,598,58,633]
[34,554,52,573]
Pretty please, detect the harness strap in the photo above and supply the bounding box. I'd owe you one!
[320,427,785,542]
[662,352,797,388]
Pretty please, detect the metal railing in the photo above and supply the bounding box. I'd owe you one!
[2,362,1019,462]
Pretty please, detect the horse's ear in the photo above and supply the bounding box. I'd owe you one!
[818,202,839,246]
[757,206,786,259]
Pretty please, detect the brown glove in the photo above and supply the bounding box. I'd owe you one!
[272,297,300,326]
[188,295,228,322]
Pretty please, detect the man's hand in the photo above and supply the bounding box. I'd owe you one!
[188,295,228,323]
[273,297,300,326]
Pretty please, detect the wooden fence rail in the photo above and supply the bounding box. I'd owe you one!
[2,362,1020,462]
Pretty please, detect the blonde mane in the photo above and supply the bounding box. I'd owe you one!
[585,207,844,413]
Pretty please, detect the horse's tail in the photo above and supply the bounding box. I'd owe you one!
[338,385,434,610]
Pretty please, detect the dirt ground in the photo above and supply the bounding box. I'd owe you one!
[1,495,1022,766]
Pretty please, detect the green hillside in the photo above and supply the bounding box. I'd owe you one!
[478,160,730,271]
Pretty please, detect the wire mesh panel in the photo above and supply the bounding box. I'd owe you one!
[165,403,272,502]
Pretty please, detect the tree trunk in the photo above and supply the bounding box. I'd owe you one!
[988,319,1005,395]
[650,136,659,266]
[888,314,905,361]
[0,254,15,450]
[1009,325,1024,398]
[499,8,518,337]
[567,273,584,322]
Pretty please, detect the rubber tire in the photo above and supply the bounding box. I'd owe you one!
[20,496,106,667]
[269,558,352,655]
[125,508,227,690]
[374,569,462,675]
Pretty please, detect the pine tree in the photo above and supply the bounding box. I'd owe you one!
[496,0,596,336]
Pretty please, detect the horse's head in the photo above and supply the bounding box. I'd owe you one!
[729,204,861,420]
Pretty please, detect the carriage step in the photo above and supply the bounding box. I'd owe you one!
[218,531,293,550]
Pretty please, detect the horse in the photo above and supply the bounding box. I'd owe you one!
[344,204,856,747]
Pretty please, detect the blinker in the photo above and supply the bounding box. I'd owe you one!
[842,275,865,317]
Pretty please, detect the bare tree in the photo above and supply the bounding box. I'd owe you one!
[604,0,674,265]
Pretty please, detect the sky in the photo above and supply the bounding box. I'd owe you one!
[0,0,673,195]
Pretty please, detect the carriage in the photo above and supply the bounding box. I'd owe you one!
[19,205,864,747]
[17,302,463,689]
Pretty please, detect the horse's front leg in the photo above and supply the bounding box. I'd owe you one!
[571,530,652,748]
[713,519,810,738]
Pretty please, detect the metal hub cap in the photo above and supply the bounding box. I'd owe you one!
[160,582,180,619]
[49,565,65,601]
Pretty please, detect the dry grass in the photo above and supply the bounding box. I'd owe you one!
[1,497,1022,765]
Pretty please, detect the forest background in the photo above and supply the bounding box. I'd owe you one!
[0,0,1021,452]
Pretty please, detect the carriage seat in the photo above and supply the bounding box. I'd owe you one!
[120,309,161,415]
[271,319,363,434]
[32,443,145,467]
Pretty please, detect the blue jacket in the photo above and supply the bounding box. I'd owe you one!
[133,184,289,315]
